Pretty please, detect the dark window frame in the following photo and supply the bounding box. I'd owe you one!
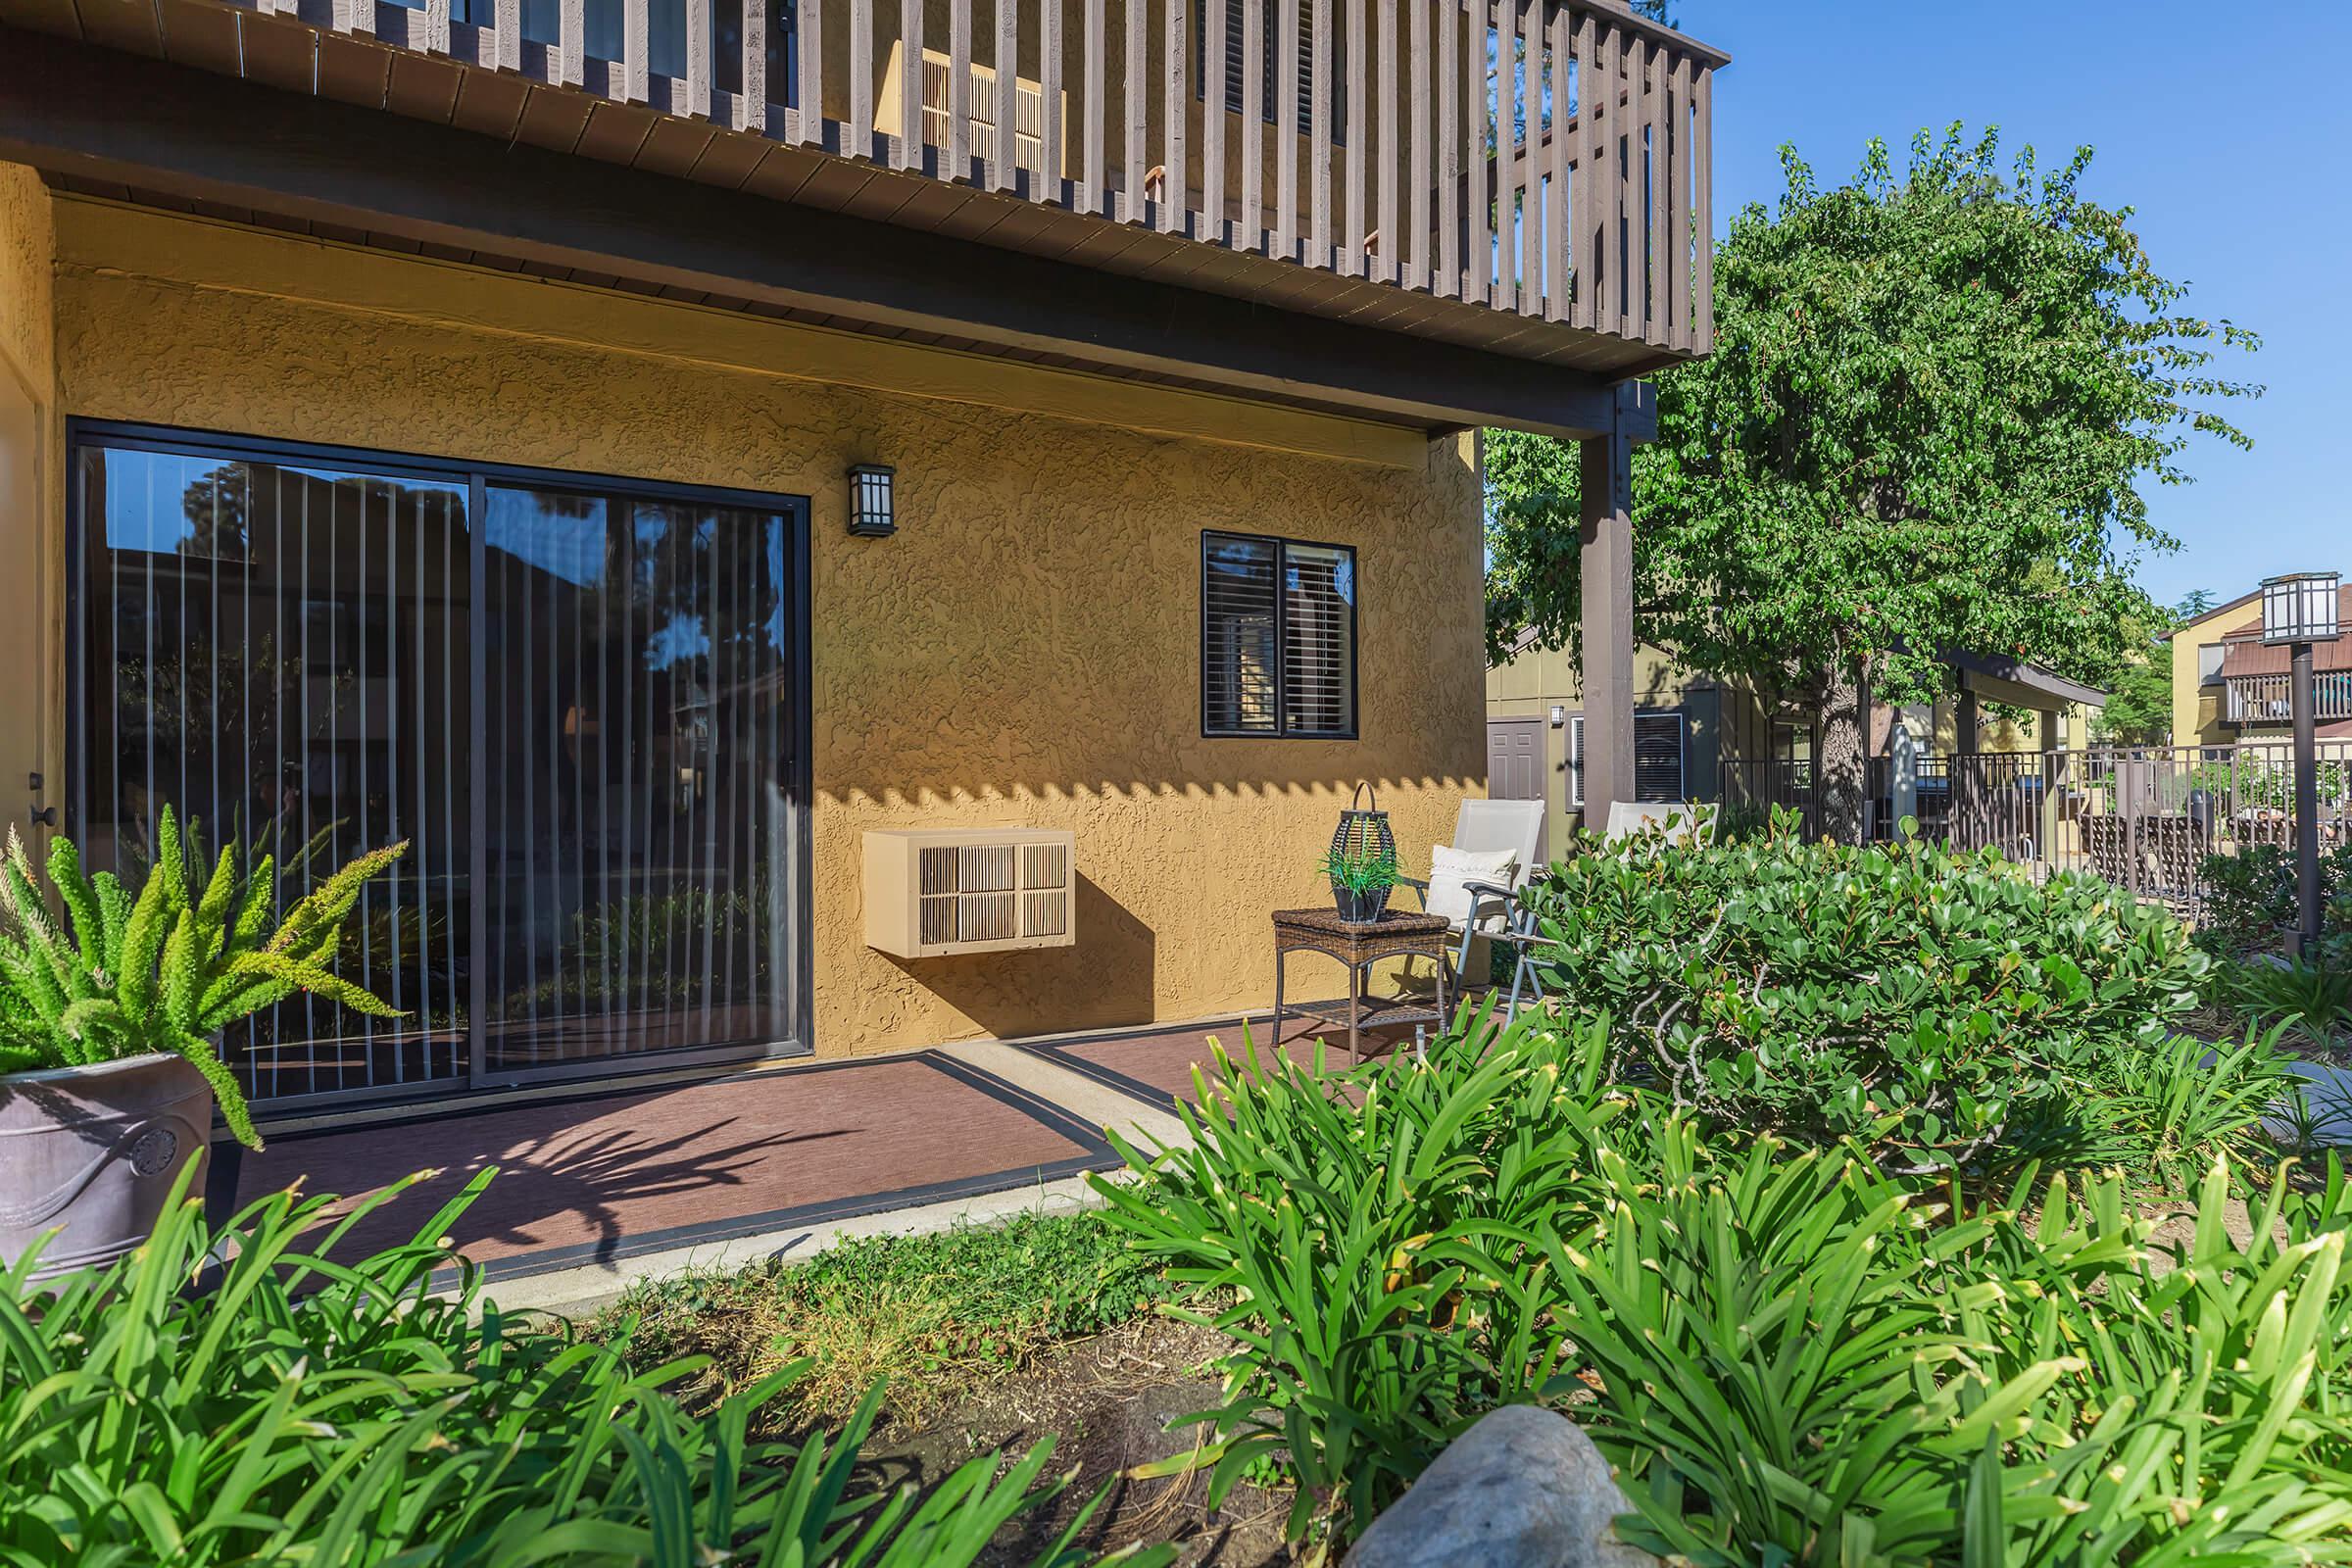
[1200,527,1358,741]
[64,417,817,1115]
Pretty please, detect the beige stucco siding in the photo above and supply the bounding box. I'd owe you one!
[42,192,1483,1058]
[0,165,58,832]
[2170,600,2246,748]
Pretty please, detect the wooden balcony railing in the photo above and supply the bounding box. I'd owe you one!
[2227,671,2352,725]
[275,0,1723,361]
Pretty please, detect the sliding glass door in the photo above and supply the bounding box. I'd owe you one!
[479,485,797,1074]
[71,425,809,1111]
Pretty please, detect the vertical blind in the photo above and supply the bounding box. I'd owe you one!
[78,445,475,1102]
[75,431,805,1109]
[1201,531,1355,738]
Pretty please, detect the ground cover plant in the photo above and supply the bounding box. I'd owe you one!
[612,1206,1181,1428]
[1094,1006,2348,1561]
[1093,1015,1633,1542]
[0,1166,1168,1568]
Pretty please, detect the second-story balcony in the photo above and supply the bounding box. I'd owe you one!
[2227,671,2352,727]
[0,0,1723,413]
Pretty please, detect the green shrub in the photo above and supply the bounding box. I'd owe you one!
[1522,814,2209,1174]
[2196,841,2352,959]
[1565,1154,2352,1565]
[1091,1009,1658,1543]
[2214,956,2352,1049]
[2084,1024,2300,1184]
[1,1165,1165,1568]
[0,808,406,1146]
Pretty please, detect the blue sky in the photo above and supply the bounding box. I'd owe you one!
[1681,0,2349,615]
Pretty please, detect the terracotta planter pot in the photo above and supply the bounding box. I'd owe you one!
[0,1054,213,1283]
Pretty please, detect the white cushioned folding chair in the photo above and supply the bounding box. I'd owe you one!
[1397,798,1549,1020]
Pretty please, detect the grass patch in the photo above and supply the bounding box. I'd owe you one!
[603,1204,1179,1429]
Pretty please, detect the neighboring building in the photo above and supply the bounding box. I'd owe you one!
[2166,584,2352,748]
[0,1,1727,1117]
[1487,627,2098,846]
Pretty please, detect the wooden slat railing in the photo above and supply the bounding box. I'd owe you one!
[2228,673,2352,726]
[304,0,1722,358]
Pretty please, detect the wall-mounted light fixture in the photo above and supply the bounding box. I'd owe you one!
[1548,705,1567,728]
[846,463,896,538]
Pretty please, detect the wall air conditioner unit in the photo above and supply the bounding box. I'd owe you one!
[864,827,1076,958]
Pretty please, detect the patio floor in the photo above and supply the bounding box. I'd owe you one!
[220,1012,1431,1291]
[225,1049,1119,1283]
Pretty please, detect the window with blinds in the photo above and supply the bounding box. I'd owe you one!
[1570,712,1687,806]
[1635,711,1687,802]
[1197,0,1345,139]
[1201,530,1356,738]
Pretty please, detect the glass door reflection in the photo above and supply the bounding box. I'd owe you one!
[480,486,795,1072]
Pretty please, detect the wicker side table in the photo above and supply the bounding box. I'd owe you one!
[1270,907,1452,1064]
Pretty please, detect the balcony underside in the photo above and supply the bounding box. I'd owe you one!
[0,0,1714,440]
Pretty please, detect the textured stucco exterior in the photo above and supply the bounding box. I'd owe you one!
[0,164,58,831]
[0,164,52,394]
[42,192,1485,1059]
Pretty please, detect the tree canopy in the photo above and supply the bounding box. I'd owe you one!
[1486,126,2259,735]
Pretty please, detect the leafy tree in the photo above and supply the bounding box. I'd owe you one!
[2175,587,2220,619]
[2091,627,2175,745]
[1487,127,2259,839]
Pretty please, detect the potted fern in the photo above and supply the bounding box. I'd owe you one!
[0,808,404,1281]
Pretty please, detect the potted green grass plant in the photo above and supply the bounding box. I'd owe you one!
[0,808,404,1280]
[1316,840,1399,924]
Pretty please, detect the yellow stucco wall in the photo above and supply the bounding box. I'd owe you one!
[43,192,1484,1058]
[0,164,52,392]
[2170,597,2250,748]
[0,165,59,831]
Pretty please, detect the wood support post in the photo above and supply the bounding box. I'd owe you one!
[1578,411,1638,828]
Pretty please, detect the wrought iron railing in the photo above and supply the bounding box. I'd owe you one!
[1721,743,2352,926]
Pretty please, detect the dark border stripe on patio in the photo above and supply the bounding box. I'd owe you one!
[1006,1012,1389,1113]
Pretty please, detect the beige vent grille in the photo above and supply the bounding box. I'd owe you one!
[866,827,1077,957]
[878,45,1067,179]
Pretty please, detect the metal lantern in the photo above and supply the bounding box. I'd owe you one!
[2260,571,2340,645]
[846,463,896,538]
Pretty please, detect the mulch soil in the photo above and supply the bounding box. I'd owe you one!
[855,1315,1295,1568]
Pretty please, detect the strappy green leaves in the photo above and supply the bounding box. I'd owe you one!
[0,808,407,1148]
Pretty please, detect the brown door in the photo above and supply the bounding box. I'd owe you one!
[1487,717,1544,802]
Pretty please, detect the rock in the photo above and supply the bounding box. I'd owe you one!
[1342,1404,1659,1568]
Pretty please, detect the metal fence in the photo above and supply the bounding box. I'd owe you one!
[1719,742,2352,924]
